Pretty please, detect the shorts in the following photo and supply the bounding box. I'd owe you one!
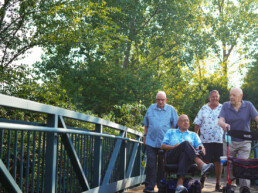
[203,143,223,162]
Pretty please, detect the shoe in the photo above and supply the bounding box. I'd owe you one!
[175,185,188,193]
[201,163,214,176]
[200,174,206,189]
[239,186,250,193]
[143,187,155,193]
[215,183,222,192]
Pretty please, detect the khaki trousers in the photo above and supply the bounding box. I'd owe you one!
[223,140,251,188]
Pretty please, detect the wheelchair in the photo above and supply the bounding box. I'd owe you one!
[158,148,204,193]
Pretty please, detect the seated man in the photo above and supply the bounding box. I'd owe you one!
[161,114,214,193]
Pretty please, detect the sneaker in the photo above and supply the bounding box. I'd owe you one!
[143,187,155,193]
[200,174,206,189]
[239,186,250,193]
[215,183,222,192]
[201,163,214,176]
[175,185,188,193]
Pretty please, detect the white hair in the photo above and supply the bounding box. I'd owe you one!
[231,88,243,95]
[156,91,166,99]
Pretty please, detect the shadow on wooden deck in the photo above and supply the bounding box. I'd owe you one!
[125,177,258,193]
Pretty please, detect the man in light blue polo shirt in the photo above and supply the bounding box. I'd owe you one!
[218,88,258,193]
[142,91,178,193]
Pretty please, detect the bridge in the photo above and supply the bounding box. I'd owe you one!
[1,94,258,193]
[0,94,146,193]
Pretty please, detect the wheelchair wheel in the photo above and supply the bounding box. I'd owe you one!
[222,186,234,193]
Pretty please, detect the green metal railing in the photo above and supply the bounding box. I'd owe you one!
[0,94,146,193]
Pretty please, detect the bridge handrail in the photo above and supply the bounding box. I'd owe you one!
[0,93,143,136]
[0,94,146,193]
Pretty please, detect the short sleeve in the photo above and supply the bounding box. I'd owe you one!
[193,133,202,148]
[249,102,258,120]
[171,108,178,128]
[162,130,172,145]
[193,109,203,126]
[142,108,149,126]
[219,103,226,118]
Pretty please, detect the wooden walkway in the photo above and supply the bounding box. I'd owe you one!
[125,177,258,193]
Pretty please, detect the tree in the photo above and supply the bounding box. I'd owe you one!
[0,0,40,69]
[202,0,257,82]
[242,55,258,109]
[32,0,205,115]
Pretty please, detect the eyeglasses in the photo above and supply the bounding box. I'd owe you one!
[156,99,165,101]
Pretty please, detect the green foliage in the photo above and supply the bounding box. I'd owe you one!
[202,0,257,78]
[104,102,147,133]
[0,0,44,68]
[1,0,257,131]
[242,55,258,109]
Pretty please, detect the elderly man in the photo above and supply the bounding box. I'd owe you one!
[218,88,258,193]
[161,114,214,193]
[193,90,223,191]
[142,91,178,193]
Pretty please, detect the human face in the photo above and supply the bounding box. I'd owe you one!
[156,93,167,109]
[230,89,243,106]
[178,115,189,132]
[209,92,220,107]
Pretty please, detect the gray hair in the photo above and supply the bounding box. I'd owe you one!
[156,91,166,99]
[230,88,243,95]
[209,90,220,97]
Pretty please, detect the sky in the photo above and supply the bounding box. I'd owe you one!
[15,47,44,66]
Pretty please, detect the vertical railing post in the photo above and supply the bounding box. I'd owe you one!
[119,131,127,180]
[44,114,58,193]
[140,142,146,175]
[93,124,103,187]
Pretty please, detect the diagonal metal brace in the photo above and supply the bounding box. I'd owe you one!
[0,159,22,193]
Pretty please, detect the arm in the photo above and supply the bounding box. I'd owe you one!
[197,145,206,155]
[161,143,180,151]
[143,126,148,144]
[194,124,201,134]
[218,117,230,132]
[171,108,179,128]
[255,116,258,129]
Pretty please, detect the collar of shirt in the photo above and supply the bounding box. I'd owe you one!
[176,128,190,134]
[229,100,246,110]
[154,104,167,111]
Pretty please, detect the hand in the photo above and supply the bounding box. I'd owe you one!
[197,145,206,156]
[224,123,230,132]
[143,136,146,144]
[202,147,206,155]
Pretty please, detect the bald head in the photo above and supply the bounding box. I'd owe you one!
[177,114,190,132]
[230,88,243,95]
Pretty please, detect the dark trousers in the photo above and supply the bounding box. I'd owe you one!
[145,145,164,189]
[166,141,198,177]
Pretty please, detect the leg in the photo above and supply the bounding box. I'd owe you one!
[166,141,197,177]
[223,141,237,184]
[177,176,183,186]
[237,141,251,188]
[157,148,164,189]
[214,161,222,184]
[145,145,157,190]
[213,143,223,191]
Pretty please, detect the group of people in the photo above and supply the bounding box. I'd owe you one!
[142,89,258,193]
